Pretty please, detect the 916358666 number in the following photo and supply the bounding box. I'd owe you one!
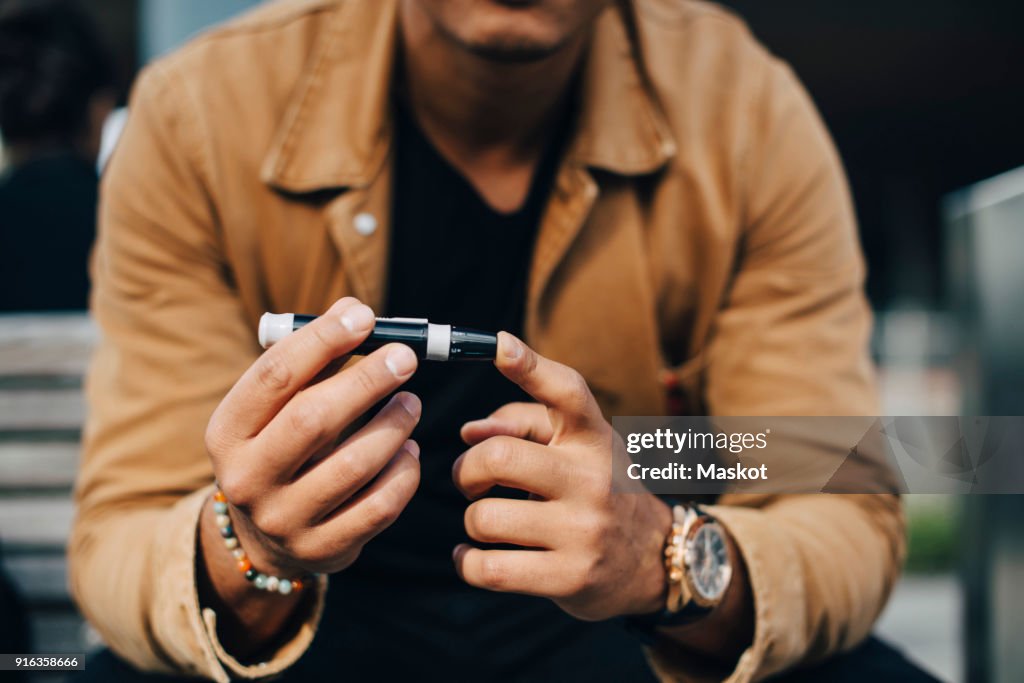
[0,654,85,670]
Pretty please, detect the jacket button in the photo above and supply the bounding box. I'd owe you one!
[353,212,377,236]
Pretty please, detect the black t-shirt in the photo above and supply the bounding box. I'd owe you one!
[299,105,656,681]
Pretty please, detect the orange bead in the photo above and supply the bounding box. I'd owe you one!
[213,490,227,503]
[237,558,252,573]
[291,580,303,592]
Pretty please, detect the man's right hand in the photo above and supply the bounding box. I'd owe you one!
[198,297,421,655]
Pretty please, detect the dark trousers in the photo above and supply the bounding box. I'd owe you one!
[74,636,941,683]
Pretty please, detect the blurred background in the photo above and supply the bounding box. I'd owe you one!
[0,1,1022,681]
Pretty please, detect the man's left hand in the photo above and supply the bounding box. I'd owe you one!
[453,332,672,621]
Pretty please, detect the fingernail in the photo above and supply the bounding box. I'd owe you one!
[403,439,420,460]
[396,392,421,419]
[500,332,523,360]
[385,344,417,378]
[453,543,469,562]
[340,304,375,333]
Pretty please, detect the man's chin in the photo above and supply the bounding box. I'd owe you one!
[462,36,565,64]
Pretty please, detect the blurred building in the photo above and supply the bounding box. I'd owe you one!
[946,166,1024,683]
[138,0,260,60]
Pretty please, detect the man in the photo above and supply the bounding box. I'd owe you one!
[70,1,907,681]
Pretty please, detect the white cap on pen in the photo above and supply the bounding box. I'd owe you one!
[258,312,295,348]
[426,323,451,361]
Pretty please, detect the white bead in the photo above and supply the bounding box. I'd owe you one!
[353,212,377,236]
[215,514,230,528]
[232,548,246,560]
[266,576,280,592]
[278,580,293,595]
[224,537,239,550]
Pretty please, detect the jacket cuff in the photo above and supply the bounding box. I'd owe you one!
[203,577,327,681]
[151,485,327,682]
[645,504,806,683]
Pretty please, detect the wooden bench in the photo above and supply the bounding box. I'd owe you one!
[0,313,100,670]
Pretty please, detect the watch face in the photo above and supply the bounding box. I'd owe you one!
[687,523,731,602]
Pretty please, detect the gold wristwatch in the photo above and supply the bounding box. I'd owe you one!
[625,503,733,639]
[664,504,732,617]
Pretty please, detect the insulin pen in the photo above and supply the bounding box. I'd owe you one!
[259,313,497,361]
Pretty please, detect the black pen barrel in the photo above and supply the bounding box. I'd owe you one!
[259,313,496,361]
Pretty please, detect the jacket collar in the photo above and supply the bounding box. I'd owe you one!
[261,0,398,192]
[261,0,676,194]
[567,1,677,175]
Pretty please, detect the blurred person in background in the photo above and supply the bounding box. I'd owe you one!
[0,541,30,683]
[0,0,116,311]
[70,1,927,682]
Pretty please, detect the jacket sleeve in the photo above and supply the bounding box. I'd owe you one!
[68,63,326,682]
[648,58,905,682]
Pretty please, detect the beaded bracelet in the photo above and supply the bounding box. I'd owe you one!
[212,488,311,596]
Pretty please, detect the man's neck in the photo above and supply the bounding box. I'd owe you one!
[397,1,589,212]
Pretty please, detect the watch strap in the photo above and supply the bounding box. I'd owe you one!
[622,600,712,645]
[623,501,714,643]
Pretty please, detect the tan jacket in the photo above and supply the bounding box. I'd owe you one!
[70,0,905,681]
